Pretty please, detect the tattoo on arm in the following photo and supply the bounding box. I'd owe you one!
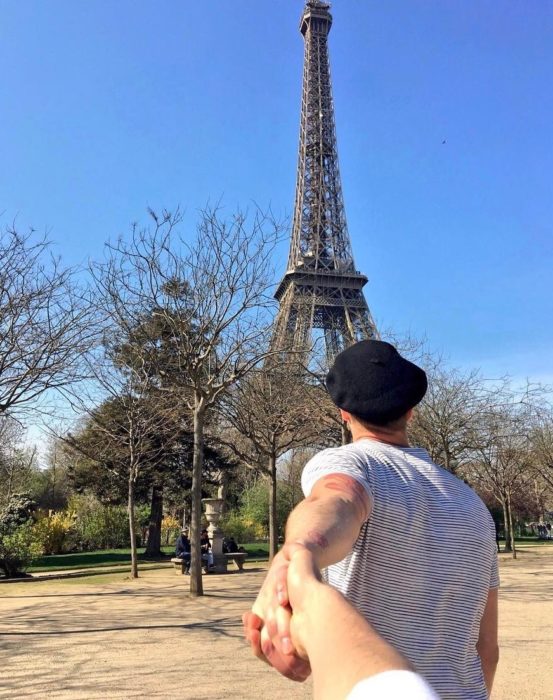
[306,530,329,550]
[317,474,370,522]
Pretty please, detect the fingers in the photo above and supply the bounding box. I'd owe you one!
[244,592,311,681]
[242,546,316,682]
[276,604,293,655]
[265,649,311,682]
[289,614,308,661]
[260,621,312,682]
[287,548,320,612]
[242,610,263,632]
[245,608,311,680]
[264,600,293,655]
[243,611,268,664]
[273,542,311,608]
[275,560,289,607]
[248,626,266,663]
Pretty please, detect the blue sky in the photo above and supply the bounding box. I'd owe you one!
[1,0,552,384]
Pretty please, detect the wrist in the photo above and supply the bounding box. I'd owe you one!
[287,533,328,567]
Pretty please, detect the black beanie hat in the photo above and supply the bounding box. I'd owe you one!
[326,340,427,425]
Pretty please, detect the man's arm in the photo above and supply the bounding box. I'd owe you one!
[285,472,371,568]
[244,472,371,679]
[476,588,499,696]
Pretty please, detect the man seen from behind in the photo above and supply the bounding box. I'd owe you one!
[244,340,499,699]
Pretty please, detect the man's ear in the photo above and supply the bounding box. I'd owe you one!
[339,408,352,423]
[406,408,414,423]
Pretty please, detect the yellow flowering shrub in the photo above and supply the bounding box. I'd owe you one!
[161,515,181,545]
[34,510,76,555]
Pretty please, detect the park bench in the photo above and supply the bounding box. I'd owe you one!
[224,552,247,571]
[170,551,247,575]
[171,557,190,575]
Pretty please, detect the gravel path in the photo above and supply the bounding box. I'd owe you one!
[0,548,551,699]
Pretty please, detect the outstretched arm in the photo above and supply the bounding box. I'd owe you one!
[243,473,371,680]
[285,472,370,569]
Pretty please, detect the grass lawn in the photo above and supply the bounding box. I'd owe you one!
[29,547,174,572]
[502,538,553,547]
[29,542,270,572]
[239,543,269,560]
[30,538,549,573]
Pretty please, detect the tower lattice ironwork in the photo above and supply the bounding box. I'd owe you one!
[272,0,377,365]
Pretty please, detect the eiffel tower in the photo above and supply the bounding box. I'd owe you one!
[272,0,377,366]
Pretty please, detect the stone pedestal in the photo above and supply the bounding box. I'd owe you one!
[202,497,227,573]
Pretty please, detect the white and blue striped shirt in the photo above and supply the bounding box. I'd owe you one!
[302,439,499,700]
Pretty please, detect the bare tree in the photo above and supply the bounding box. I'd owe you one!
[466,384,547,558]
[0,226,93,416]
[469,421,531,558]
[63,346,174,578]
[530,412,553,491]
[0,417,37,506]
[36,434,73,510]
[219,363,322,559]
[409,366,503,474]
[279,447,318,518]
[88,206,283,595]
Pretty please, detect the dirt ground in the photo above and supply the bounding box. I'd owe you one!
[0,546,552,700]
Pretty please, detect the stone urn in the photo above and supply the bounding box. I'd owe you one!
[202,498,227,573]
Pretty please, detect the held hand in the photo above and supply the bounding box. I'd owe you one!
[287,548,324,659]
[243,545,311,681]
[287,547,322,611]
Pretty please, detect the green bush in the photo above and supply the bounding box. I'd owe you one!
[238,479,294,538]
[67,494,131,551]
[0,495,43,577]
[0,493,36,530]
[219,510,265,543]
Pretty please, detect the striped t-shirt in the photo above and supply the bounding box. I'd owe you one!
[302,439,499,700]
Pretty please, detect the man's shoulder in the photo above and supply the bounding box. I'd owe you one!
[306,442,374,469]
[301,443,377,497]
[454,479,495,522]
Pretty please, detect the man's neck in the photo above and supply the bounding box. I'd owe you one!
[350,428,410,448]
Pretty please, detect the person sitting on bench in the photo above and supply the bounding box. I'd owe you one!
[201,528,214,571]
[175,528,191,571]
[224,536,239,553]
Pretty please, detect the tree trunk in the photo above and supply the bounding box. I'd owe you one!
[502,498,512,552]
[6,464,14,502]
[182,503,188,530]
[51,453,57,509]
[268,453,278,562]
[128,474,138,578]
[507,492,517,559]
[190,396,205,597]
[444,447,455,474]
[144,485,163,558]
